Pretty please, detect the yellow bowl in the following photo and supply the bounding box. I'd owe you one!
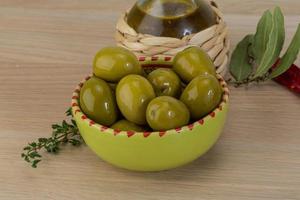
[71,55,229,172]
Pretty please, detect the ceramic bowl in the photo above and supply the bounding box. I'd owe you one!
[71,55,229,172]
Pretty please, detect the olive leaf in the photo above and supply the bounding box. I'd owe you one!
[254,7,285,78]
[229,34,254,82]
[270,24,300,78]
[252,10,273,64]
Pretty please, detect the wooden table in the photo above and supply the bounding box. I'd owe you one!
[0,0,299,199]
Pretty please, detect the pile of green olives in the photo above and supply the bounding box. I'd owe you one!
[79,46,222,132]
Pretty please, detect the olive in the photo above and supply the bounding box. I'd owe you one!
[146,96,190,131]
[80,76,118,126]
[180,74,222,120]
[93,46,144,82]
[147,68,181,97]
[116,75,156,125]
[173,47,216,83]
[111,120,145,132]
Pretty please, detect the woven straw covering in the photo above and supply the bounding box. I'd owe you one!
[115,0,230,76]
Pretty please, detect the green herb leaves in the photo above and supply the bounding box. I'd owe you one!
[252,10,273,64]
[270,24,300,78]
[229,35,253,82]
[21,108,83,168]
[254,7,285,78]
[229,7,300,85]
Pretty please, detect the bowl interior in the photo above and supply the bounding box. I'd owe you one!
[71,55,229,136]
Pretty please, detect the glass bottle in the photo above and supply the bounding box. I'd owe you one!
[127,0,217,39]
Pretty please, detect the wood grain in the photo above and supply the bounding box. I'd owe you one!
[0,0,299,199]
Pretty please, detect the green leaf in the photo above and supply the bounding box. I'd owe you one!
[52,124,60,129]
[38,138,47,143]
[24,156,30,162]
[32,160,41,168]
[254,7,285,78]
[66,107,72,117]
[62,120,68,129]
[29,142,37,148]
[53,127,63,135]
[23,146,31,151]
[270,24,300,78]
[29,152,41,158]
[69,139,81,146]
[252,10,273,63]
[71,119,77,127]
[229,34,254,82]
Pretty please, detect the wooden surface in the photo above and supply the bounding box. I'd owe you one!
[0,0,300,199]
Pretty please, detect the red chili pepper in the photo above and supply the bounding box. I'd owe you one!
[273,62,300,93]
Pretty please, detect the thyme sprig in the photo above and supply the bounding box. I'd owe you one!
[21,108,83,168]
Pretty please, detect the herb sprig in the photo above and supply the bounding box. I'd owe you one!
[229,7,300,86]
[21,108,83,168]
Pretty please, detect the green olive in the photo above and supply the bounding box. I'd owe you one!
[173,47,216,83]
[93,46,143,82]
[146,96,190,131]
[180,74,222,120]
[116,75,156,125]
[147,68,181,97]
[111,120,145,132]
[80,76,118,126]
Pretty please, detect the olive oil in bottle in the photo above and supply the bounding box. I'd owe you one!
[127,0,217,39]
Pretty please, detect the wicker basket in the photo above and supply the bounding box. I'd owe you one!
[115,0,230,76]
